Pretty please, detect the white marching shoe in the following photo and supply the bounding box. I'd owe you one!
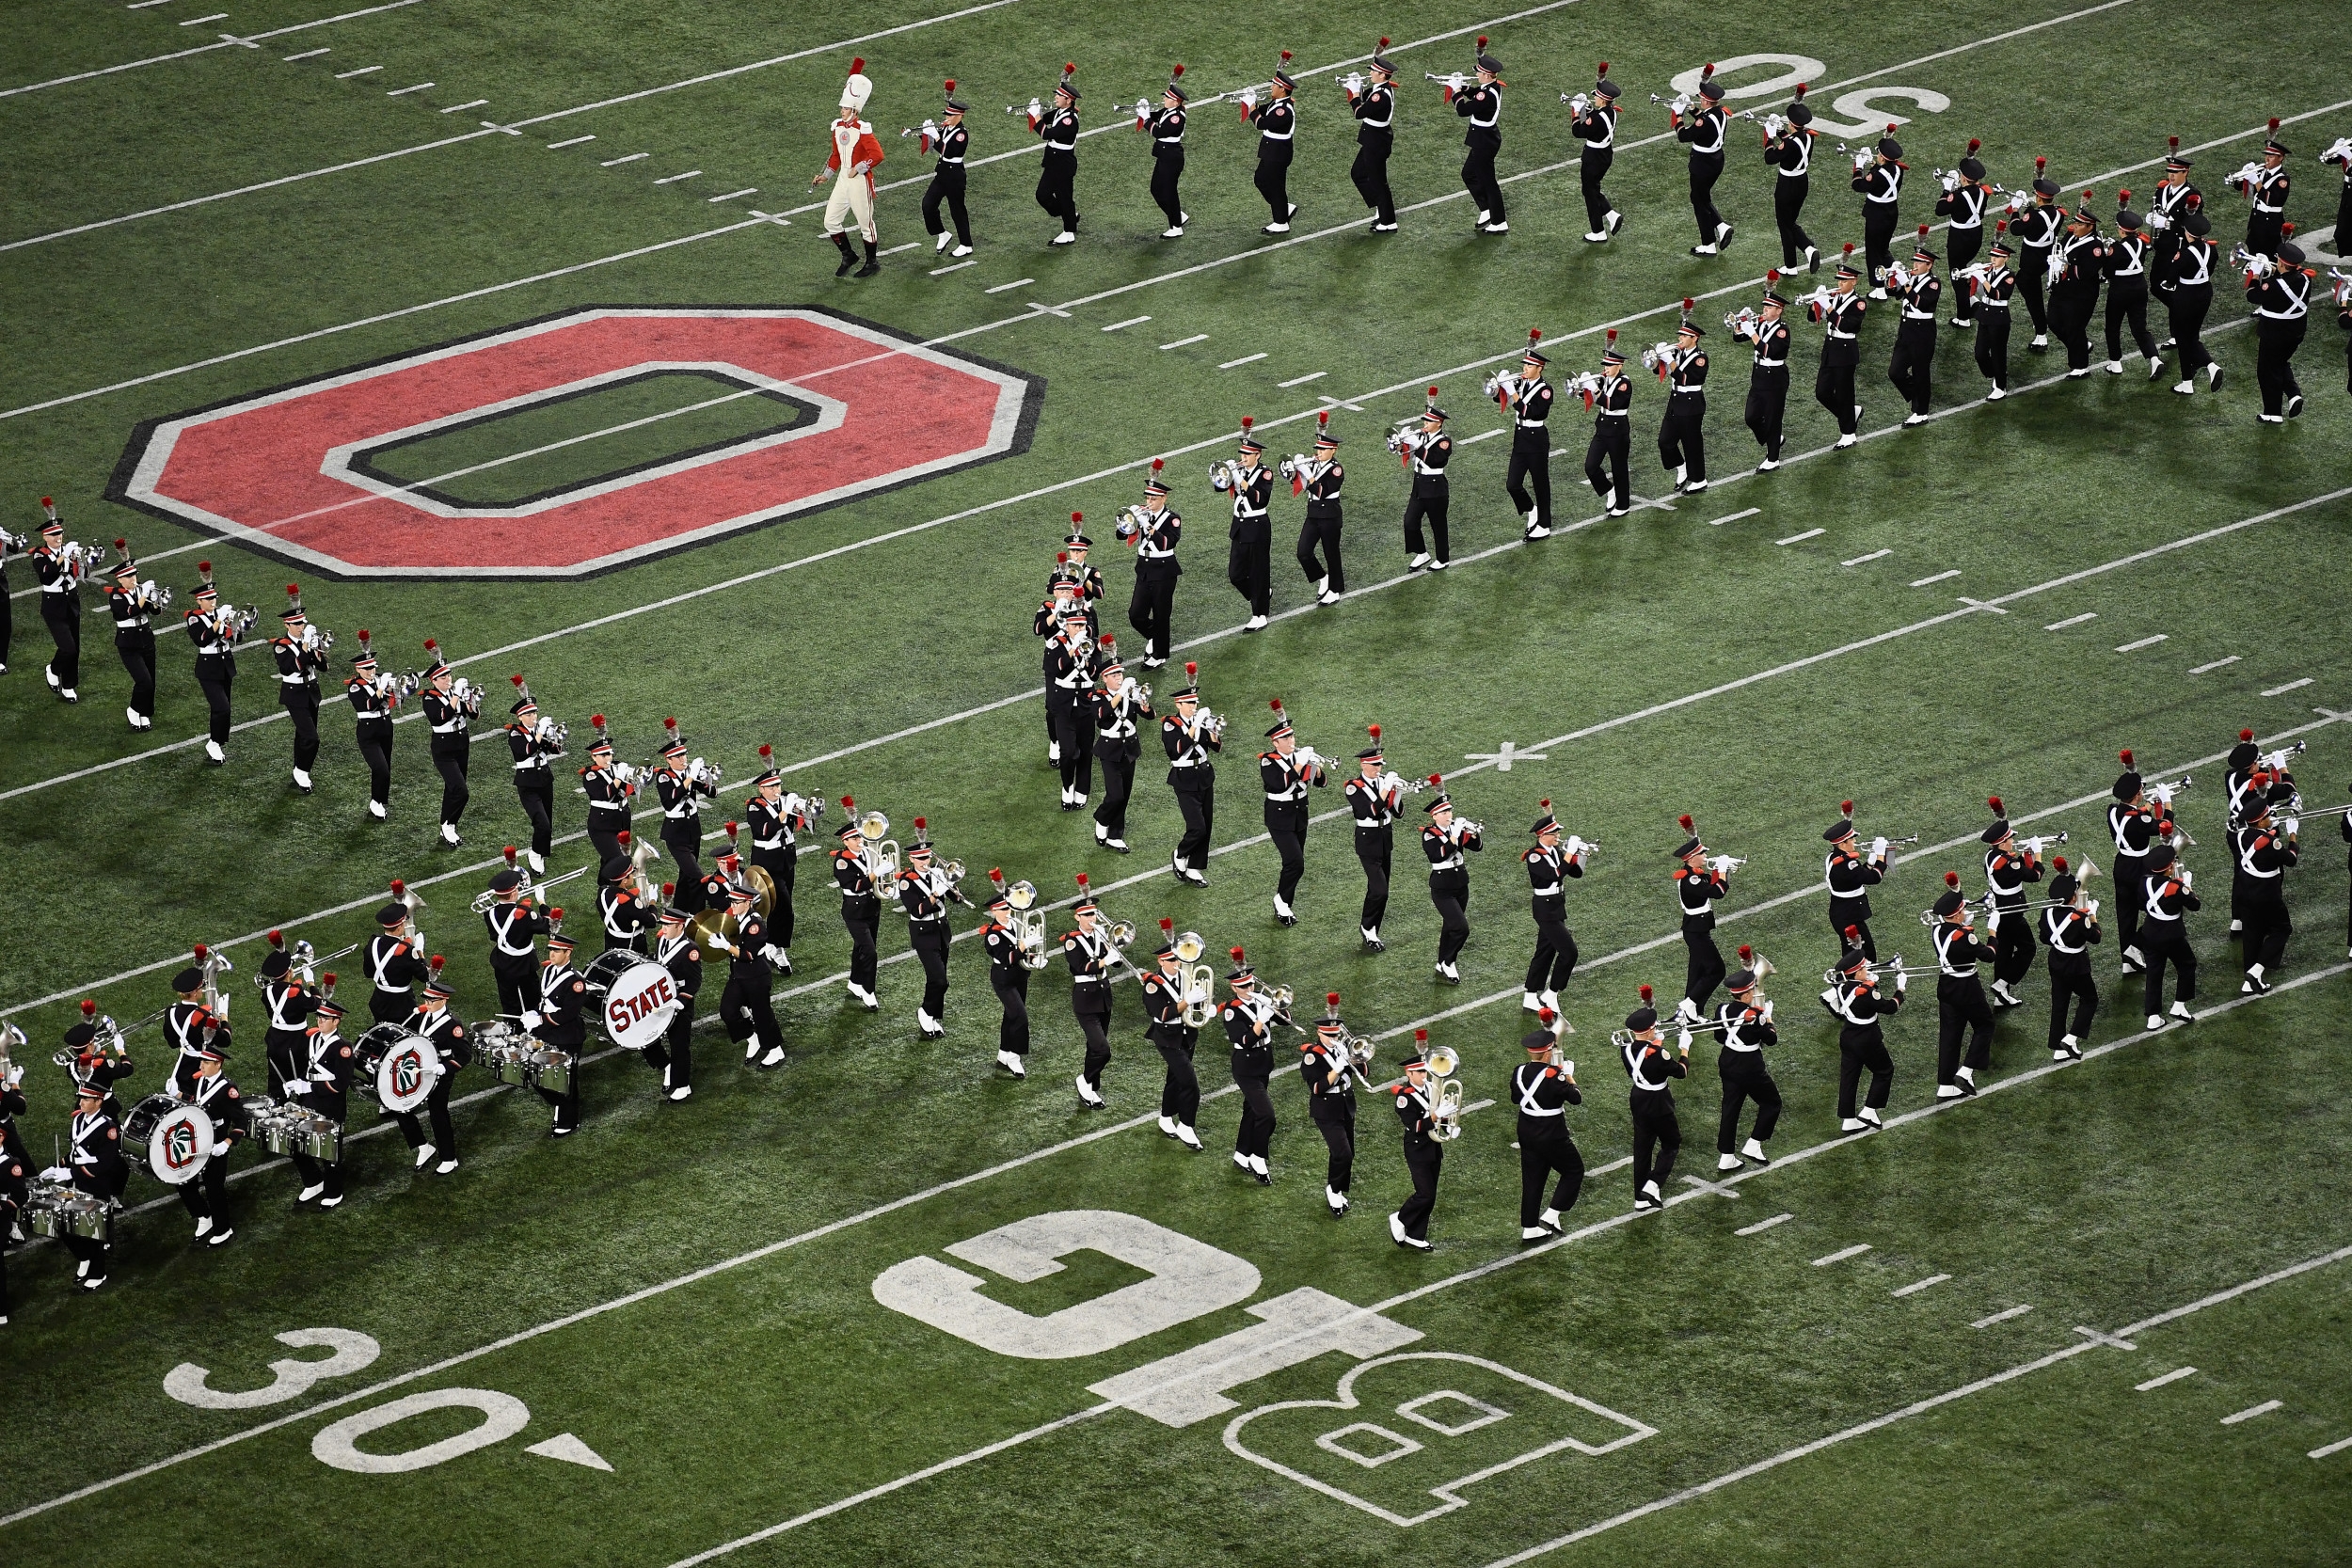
[1717,1153,1743,1173]
[951,244,974,257]
[935,231,953,252]
[1537,1207,1563,1232]
[1741,1137,1770,1164]
[2169,1000,2194,1022]
[2146,1012,2167,1031]
[413,1143,437,1170]
[204,739,226,764]
[997,1049,1026,1078]
[1173,1123,1202,1150]
[1987,386,2008,400]
[916,1009,946,1040]
[1157,1115,1177,1137]
[1075,1074,1105,1108]
[368,800,388,820]
[1522,991,1545,1012]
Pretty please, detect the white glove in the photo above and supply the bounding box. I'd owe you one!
[1819,987,1839,1011]
[2283,817,2300,837]
[1239,87,1258,110]
[1446,71,1465,92]
[40,1164,69,1182]
[761,943,787,966]
[1026,97,1043,119]
[522,1010,543,1031]
[2146,209,2168,231]
[1342,71,1363,95]
[2180,869,2195,892]
[1870,835,1888,858]
[1708,855,1739,875]
[1134,98,1150,121]
[1676,1028,1693,1052]
[1895,973,1909,993]
[282,1079,308,1096]
[1760,1000,1775,1024]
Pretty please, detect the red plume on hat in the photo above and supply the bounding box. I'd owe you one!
[2120,749,2134,766]
[1231,945,1247,962]
[1327,990,1341,1006]
[1184,661,1198,677]
[2052,855,2069,874]
[1540,799,1551,809]
[2241,728,2254,740]
[1538,1006,1556,1024]
[1840,800,1855,817]
[1794,81,1806,98]
[1844,924,1861,941]
[1171,64,1184,79]
[1842,241,1855,255]
[1428,773,1443,786]
[1477,34,1488,48]
[1160,917,1173,932]
[503,846,518,867]
[1767,267,1781,282]
[1638,984,1653,1003]
[839,794,854,810]
[1367,723,1381,739]
[2268,117,2280,132]
[1678,814,1694,832]
[1416,1026,1430,1042]
[82,999,97,1018]
[2036,154,2047,171]
[1945,871,1961,888]
[1075,872,1090,889]
[428,953,446,975]
[1739,945,1753,961]
[758,744,772,761]
[723,819,739,843]
[1967,137,1980,154]
[1988,795,2004,814]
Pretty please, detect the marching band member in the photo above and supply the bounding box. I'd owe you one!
[348,641,397,820]
[2238,120,2291,257]
[287,994,352,1206]
[529,933,587,1134]
[715,882,787,1066]
[1302,997,1357,1216]
[1046,608,1097,810]
[0,518,10,676]
[1141,67,1189,236]
[421,647,473,847]
[1708,955,1778,1169]
[1934,143,1989,327]
[1345,728,1403,951]
[1979,800,2044,1006]
[597,849,647,955]
[1065,879,1117,1107]
[506,683,560,874]
[483,868,550,1020]
[165,965,227,1098]
[2167,204,2224,394]
[1391,1031,1445,1248]
[816,62,883,277]
[917,83,974,257]
[399,969,468,1175]
[0,1148,22,1321]
[2224,729,2272,832]
[2107,752,2159,972]
[1397,393,1454,569]
[257,943,315,1100]
[1673,65,1734,256]
[1658,302,1710,491]
[271,588,326,794]
[1422,775,1483,984]
[743,752,805,959]
[1061,524,1106,634]
[1445,46,1506,233]
[0,1055,27,1168]
[2247,238,2312,424]
[366,900,426,1025]
[1221,952,1277,1183]
[62,1013,135,1130]
[2039,856,2101,1060]
[1824,810,1891,958]
[645,904,698,1100]
[1028,67,1081,245]
[2050,194,2108,378]
[1809,247,1867,448]
[1733,278,1792,467]
[1142,921,1203,1149]
[980,877,1029,1078]
[898,823,968,1040]
[2012,160,2064,349]
[1216,421,1275,630]
[581,723,637,868]
[1852,129,1906,295]
[1620,988,1686,1212]
[1572,65,1624,242]
[31,507,81,704]
[2341,800,2352,960]
[184,565,238,765]
[1764,86,1819,270]
[103,553,158,731]
[1034,543,1082,752]
[1121,461,1182,669]
[1246,55,1298,233]
[180,1045,247,1246]
[1521,802,1582,1012]
[1965,229,2017,397]
[1090,641,1149,852]
[2103,200,2162,376]
[1823,932,1901,1131]
[1494,338,1555,539]
[2233,780,2298,993]
[1931,873,1996,1098]
[1886,230,1943,425]
[1295,420,1346,598]
[1343,46,1397,232]
[1673,818,1729,1019]
[1164,664,1220,887]
[1260,701,1327,927]
[1512,1008,1582,1241]
[63,1082,120,1288]
[653,722,718,910]
[2149,141,2199,315]
[834,802,884,1011]
[1582,336,1633,516]
[2140,843,2200,1029]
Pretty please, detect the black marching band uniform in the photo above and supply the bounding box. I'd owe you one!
[1708,963,1779,1169]
[580,730,636,866]
[2011,163,2064,347]
[1620,995,1685,1211]
[653,731,718,912]
[484,872,550,1020]
[1090,644,1149,851]
[1259,704,1327,926]
[718,879,786,1065]
[1144,71,1188,235]
[165,969,225,1099]
[258,946,315,1100]
[421,653,473,847]
[1823,939,1901,1131]
[32,511,83,704]
[1979,800,2044,1007]
[103,553,158,731]
[1513,1012,1582,1240]
[1930,876,1997,1098]
[1886,230,1943,422]
[365,902,425,1025]
[1934,147,1989,326]
[1391,1032,1444,1246]
[1215,431,1275,628]
[982,881,1031,1078]
[1422,780,1483,983]
[2247,240,2312,423]
[271,591,326,795]
[1674,826,1730,1016]
[645,906,699,1099]
[2105,204,2162,373]
[507,688,561,872]
[1399,400,1454,568]
[1734,282,1794,467]
[1447,53,1506,233]
[1764,87,1818,270]
[1824,815,1889,958]
[1345,730,1403,949]
[289,998,353,1205]
[1674,69,1733,256]
[598,852,647,956]
[65,1086,124,1286]
[2049,198,2108,376]
[1571,68,1623,242]
[898,832,968,1039]
[178,1049,248,1246]
[746,756,809,956]
[1302,1004,1358,1216]
[1142,929,1202,1148]
[1496,344,1555,537]
[1029,74,1081,243]
[1220,957,1277,1181]
[398,978,469,1174]
[1121,464,1181,667]
[2232,778,2298,993]
[1852,133,1905,292]
[833,809,884,1013]
[348,642,398,819]
[1247,65,1297,233]
[1582,340,1633,515]
[2239,122,2290,257]
[2108,752,2160,970]
[2140,843,2201,1027]
[1966,230,2017,395]
[1294,424,1346,600]
[1065,886,1117,1108]
[2039,857,2101,1060]
[1520,804,1582,1010]
[1345,52,1396,230]
[1810,251,1867,444]
[185,574,238,765]
[2166,202,2222,393]
[531,938,587,1134]
[1163,667,1220,885]
[1659,306,1710,490]
[916,87,973,255]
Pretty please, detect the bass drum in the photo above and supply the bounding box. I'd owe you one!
[355,1023,441,1115]
[688,864,777,955]
[121,1093,215,1186]
[582,950,680,1050]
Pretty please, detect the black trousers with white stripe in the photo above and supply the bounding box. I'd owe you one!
[1504,432,1551,526]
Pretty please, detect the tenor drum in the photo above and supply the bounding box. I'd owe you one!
[25,1189,113,1244]
[582,950,679,1050]
[527,1049,575,1095]
[248,1099,343,1161]
[355,1023,440,1115]
[121,1093,215,1186]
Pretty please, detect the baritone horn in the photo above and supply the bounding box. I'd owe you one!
[1173,931,1216,1026]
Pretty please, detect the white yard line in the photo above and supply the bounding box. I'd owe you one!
[384,81,431,95]
[438,98,489,112]
[1890,1274,1950,1296]
[877,241,919,256]
[1160,334,1208,349]
[2310,1433,2352,1460]
[1100,316,1151,332]
[652,168,702,183]
[1841,548,1891,566]
[599,152,648,166]
[2045,612,2098,630]
[2263,678,2313,696]
[179,12,229,24]
[1708,508,1758,527]
[1973,1305,2035,1328]
[2114,634,2167,653]
[0,0,426,99]
[1812,1244,1872,1266]
[282,47,328,59]
[982,277,1033,293]
[331,64,378,77]
[927,259,976,274]
[2134,1367,2197,1391]
[1218,353,1269,370]
[2220,1400,2282,1425]
[706,187,757,202]
[546,135,596,149]
[1277,371,1327,387]
[2187,656,2239,674]
[1911,569,1961,586]
[1734,1213,1792,1236]
[1776,528,1825,545]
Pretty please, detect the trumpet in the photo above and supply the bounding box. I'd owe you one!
[1384,416,1428,457]
[1638,340,1678,373]
[59,537,110,580]
[2144,773,2192,808]
[1005,97,1044,119]
[1649,89,1695,117]
[1424,71,1468,90]
[1724,304,1761,336]
[1790,282,1838,317]
[1708,854,1747,874]
[450,674,485,719]
[1375,768,1427,798]
[535,714,569,754]
[1561,90,1591,115]
[2233,244,2274,279]
[2223,158,2264,196]
[1481,368,1525,401]
[1192,707,1227,744]
[1561,369,1605,398]
[2256,739,2307,773]
[1453,816,1487,841]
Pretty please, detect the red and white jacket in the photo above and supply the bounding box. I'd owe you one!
[827,118,885,182]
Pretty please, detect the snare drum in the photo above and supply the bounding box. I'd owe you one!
[121,1093,215,1185]
[583,950,679,1050]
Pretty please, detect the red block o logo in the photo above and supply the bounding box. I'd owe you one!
[108,307,1041,579]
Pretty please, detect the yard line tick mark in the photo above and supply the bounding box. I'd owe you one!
[1842,548,1893,566]
[1102,316,1152,332]
[599,152,647,166]
[281,47,328,59]
[1891,1274,1951,1296]
[1812,1243,1871,1266]
[1973,1305,2033,1328]
[547,135,595,149]
[1160,333,1208,349]
[982,278,1035,293]
[2263,677,2313,696]
[332,65,380,77]
[1734,1212,1792,1236]
[2044,612,2098,630]
[1319,394,1368,412]
[439,99,489,112]
[1708,507,1759,527]
[127,1,174,8]
[2188,656,2240,674]
[1775,528,1825,546]
[2221,1400,2282,1425]
[928,260,977,275]
[1911,569,1962,586]
[1277,371,1327,387]
[385,82,432,94]
[2311,1433,2352,1459]
[2115,635,2169,653]
[1218,353,1269,369]
[652,169,702,183]
[179,12,228,24]
[706,187,758,202]
[2135,1367,2197,1391]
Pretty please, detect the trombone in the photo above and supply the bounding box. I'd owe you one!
[1822,956,1931,986]
[469,863,588,914]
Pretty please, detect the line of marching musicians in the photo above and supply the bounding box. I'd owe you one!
[8,716,2339,1313]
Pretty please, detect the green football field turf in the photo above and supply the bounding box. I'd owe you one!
[4,0,2351,1561]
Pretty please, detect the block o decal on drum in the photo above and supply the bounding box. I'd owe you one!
[107,306,1042,579]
